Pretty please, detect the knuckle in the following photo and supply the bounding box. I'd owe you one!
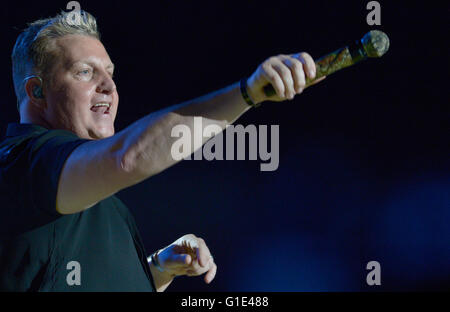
[277,65,290,76]
[287,81,294,90]
[262,63,272,73]
[266,73,277,82]
[287,76,295,87]
[300,52,310,59]
[292,59,303,70]
[275,83,285,94]
[298,74,306,84]
[291,61,302,72]
[268,56,278,63]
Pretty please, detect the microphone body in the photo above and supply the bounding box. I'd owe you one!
[263,30,390,97]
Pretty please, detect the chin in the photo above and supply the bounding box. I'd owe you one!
[89,128,115,140]
[98,131,115,139]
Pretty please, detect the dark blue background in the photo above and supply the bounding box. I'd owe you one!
[1,1,448,291]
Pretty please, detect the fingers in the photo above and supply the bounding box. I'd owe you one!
[163,234,217,283]
[261,52,317,100]
[246,51,324,104]
[184,235,217,283]
[271,58,296,99]
[281,56,305,94]
[172,253,192,265]
[309,75,326,86]
[188,253,216,283]
[195,237,212,268]
[294,52,316,80]
[261,62,286,99]
[204,261,217,284]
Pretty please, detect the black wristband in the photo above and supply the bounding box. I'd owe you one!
[240,78,260,108]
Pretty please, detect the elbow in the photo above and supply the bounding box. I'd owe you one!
[119,147,137,174]
[118,146,149,178]
[118,142,161,180]
[118,112,181,178]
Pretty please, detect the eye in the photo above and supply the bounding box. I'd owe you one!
[78,69,91,75]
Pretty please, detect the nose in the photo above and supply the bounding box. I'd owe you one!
[96,73,116,94]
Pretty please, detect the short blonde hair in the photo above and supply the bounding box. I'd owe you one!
[12,10,100,108]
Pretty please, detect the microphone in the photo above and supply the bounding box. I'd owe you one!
[263,30,390,97]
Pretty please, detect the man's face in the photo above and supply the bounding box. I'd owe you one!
[43,34,118,140]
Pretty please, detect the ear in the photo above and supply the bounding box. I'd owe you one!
[24,76,47,109]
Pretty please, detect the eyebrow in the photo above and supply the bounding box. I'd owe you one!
[71,59,115,71]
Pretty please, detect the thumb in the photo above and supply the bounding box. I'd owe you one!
[169,254,192,266]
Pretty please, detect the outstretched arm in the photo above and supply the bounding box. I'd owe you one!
[57,52,324,214]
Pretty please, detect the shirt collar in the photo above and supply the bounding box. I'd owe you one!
[6,123,50,138]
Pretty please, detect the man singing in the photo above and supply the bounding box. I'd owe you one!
[0,10,323,291]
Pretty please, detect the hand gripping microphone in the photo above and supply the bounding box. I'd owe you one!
[263,30,390,97]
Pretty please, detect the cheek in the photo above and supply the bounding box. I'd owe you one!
[49,85,96,126]
[111,93,119,119]
[63,85,95,114]
[46,89,72,119]
[69,84,95,103]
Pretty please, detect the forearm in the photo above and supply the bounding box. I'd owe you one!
[116,81,251,181]
[174,80,251,123]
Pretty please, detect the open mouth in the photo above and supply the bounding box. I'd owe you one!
[91,103,111,114]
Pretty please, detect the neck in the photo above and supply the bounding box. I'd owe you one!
[19,103,53,129]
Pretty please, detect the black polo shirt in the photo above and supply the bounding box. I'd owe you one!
[0,123,156,291]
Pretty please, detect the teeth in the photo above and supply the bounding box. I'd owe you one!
[93,103,110,108]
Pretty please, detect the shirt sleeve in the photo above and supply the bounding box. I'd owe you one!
[26,129,91,218]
